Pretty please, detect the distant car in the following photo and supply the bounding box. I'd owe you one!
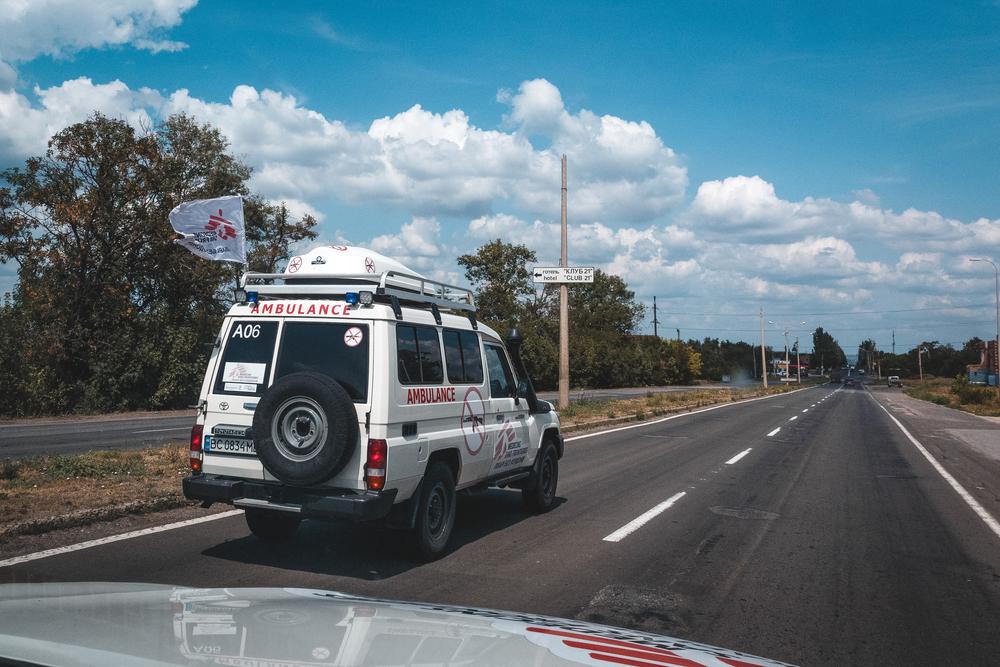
[887,375,902,387]
[844,378,856,387]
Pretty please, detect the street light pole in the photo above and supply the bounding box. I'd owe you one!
[970,258,1000,394]
[759,307,767,388]
[795,337,801,383]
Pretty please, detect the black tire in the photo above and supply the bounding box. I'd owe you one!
[245,508,301,543]
[252,372,358,487]
[522,440,558,513]
[412,462,457,561]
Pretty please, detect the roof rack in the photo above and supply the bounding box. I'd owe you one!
[240,269,477,316]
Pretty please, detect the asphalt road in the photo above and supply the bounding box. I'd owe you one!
[4,382,1000,666]
[0,413,195,459]
[0,384,738,459]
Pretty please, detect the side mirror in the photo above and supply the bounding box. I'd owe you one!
[516,379,529,399]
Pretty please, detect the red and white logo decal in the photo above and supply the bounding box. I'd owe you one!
[343,327,364,347]
[205,209,237,240]
[521,626,770,667]
[330,245,348,251]
[364,257,376,273]
[460,387,487,455]
[288,256,303,273]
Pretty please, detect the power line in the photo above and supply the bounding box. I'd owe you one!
[649,303,995,318]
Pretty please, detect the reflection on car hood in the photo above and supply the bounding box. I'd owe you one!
[0,583,793,667]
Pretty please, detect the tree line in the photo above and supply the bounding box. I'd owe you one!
[457,240,702,391]
[0,113,317,416]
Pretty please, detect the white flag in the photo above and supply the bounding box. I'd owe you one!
[168,195,247,265]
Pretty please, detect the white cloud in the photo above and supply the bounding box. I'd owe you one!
[0,0,196,87]
[0,77,688,227]
[0,78,159,163]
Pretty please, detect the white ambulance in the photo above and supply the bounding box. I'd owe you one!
[183,246,563,560]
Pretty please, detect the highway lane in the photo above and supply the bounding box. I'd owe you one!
[4,383,999,666]
[0,413,195,459]
[0,384,740,459]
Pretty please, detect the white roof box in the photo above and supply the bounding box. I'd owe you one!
[240,245,476,316]
[284,245,422,278]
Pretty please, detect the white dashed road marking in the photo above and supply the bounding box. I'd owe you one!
[0,510,245,569]
[788,416,798,422]
[767,427,781,437]
[725,448,753,465]
[603,492,687,543]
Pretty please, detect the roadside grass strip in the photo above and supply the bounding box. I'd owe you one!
[566,384,815,443]
[603,492,686,543]
[871,396,1000,542]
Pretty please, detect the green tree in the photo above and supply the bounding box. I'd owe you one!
[0,112,317,415]
[811,327,846,372]
[457,239,536,333]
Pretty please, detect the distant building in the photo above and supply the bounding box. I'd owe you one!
[966,340,998,386]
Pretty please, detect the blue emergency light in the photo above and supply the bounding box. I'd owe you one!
[246,291,259,304]
[345,292,359,305]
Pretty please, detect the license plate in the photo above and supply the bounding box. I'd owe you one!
[204,436,256,456]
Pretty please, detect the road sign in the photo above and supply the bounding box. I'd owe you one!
[532,266,595,284]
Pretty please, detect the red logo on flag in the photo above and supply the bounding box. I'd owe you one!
[206,209,237,240]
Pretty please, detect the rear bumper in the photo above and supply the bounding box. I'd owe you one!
[183,474,397,522]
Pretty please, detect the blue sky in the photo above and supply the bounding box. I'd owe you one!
[2,1,1000,355]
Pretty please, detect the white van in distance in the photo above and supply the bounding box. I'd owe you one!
[183,246,563,560]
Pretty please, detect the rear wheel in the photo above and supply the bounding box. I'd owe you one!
[245,508,301,543]
[412,462,456,561]
[522,440,558,513]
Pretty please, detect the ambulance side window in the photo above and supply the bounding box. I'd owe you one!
[484,345,516,398]
[443,329,484,384]
[396,325,443,385]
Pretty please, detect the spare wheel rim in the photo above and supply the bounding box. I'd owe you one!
[272,396,329,462]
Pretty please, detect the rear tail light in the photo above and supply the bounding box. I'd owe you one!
[365,439,387,491]
[190,424,204,472]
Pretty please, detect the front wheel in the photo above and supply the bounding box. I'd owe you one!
[522,440,559,513]
[245,508,301,543]
[412,462,457,561]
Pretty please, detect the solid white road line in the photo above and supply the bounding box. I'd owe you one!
[566,385,815,443]
[725,448,752,465]
[0,510,244,569]
[788,416,798,421]
[132,427,189,434]
[871,397,1000,542]
[603,492,686,543]
[767,427,781,436]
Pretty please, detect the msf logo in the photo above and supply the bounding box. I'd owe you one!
[205,209,237,240]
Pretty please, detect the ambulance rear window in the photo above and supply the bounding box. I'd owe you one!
[274,322,370,402]
[213,320,279,396]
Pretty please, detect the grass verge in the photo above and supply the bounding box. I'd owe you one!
[0,445,192,540]
[558,381,817,432]
[903,377,1000,417]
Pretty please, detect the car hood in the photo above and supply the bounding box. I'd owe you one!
[0,583,793,667]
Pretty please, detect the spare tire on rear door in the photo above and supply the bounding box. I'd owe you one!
[252,372,359,487]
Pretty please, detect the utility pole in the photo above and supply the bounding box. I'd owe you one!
[795,338,801,383]
[676,328,680,343]
[759,307,768,388]
[892,329,895,356]
[784,329,790,381]
[559,155,569,409]
[652,296,659,338]
[918,346,927,383]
